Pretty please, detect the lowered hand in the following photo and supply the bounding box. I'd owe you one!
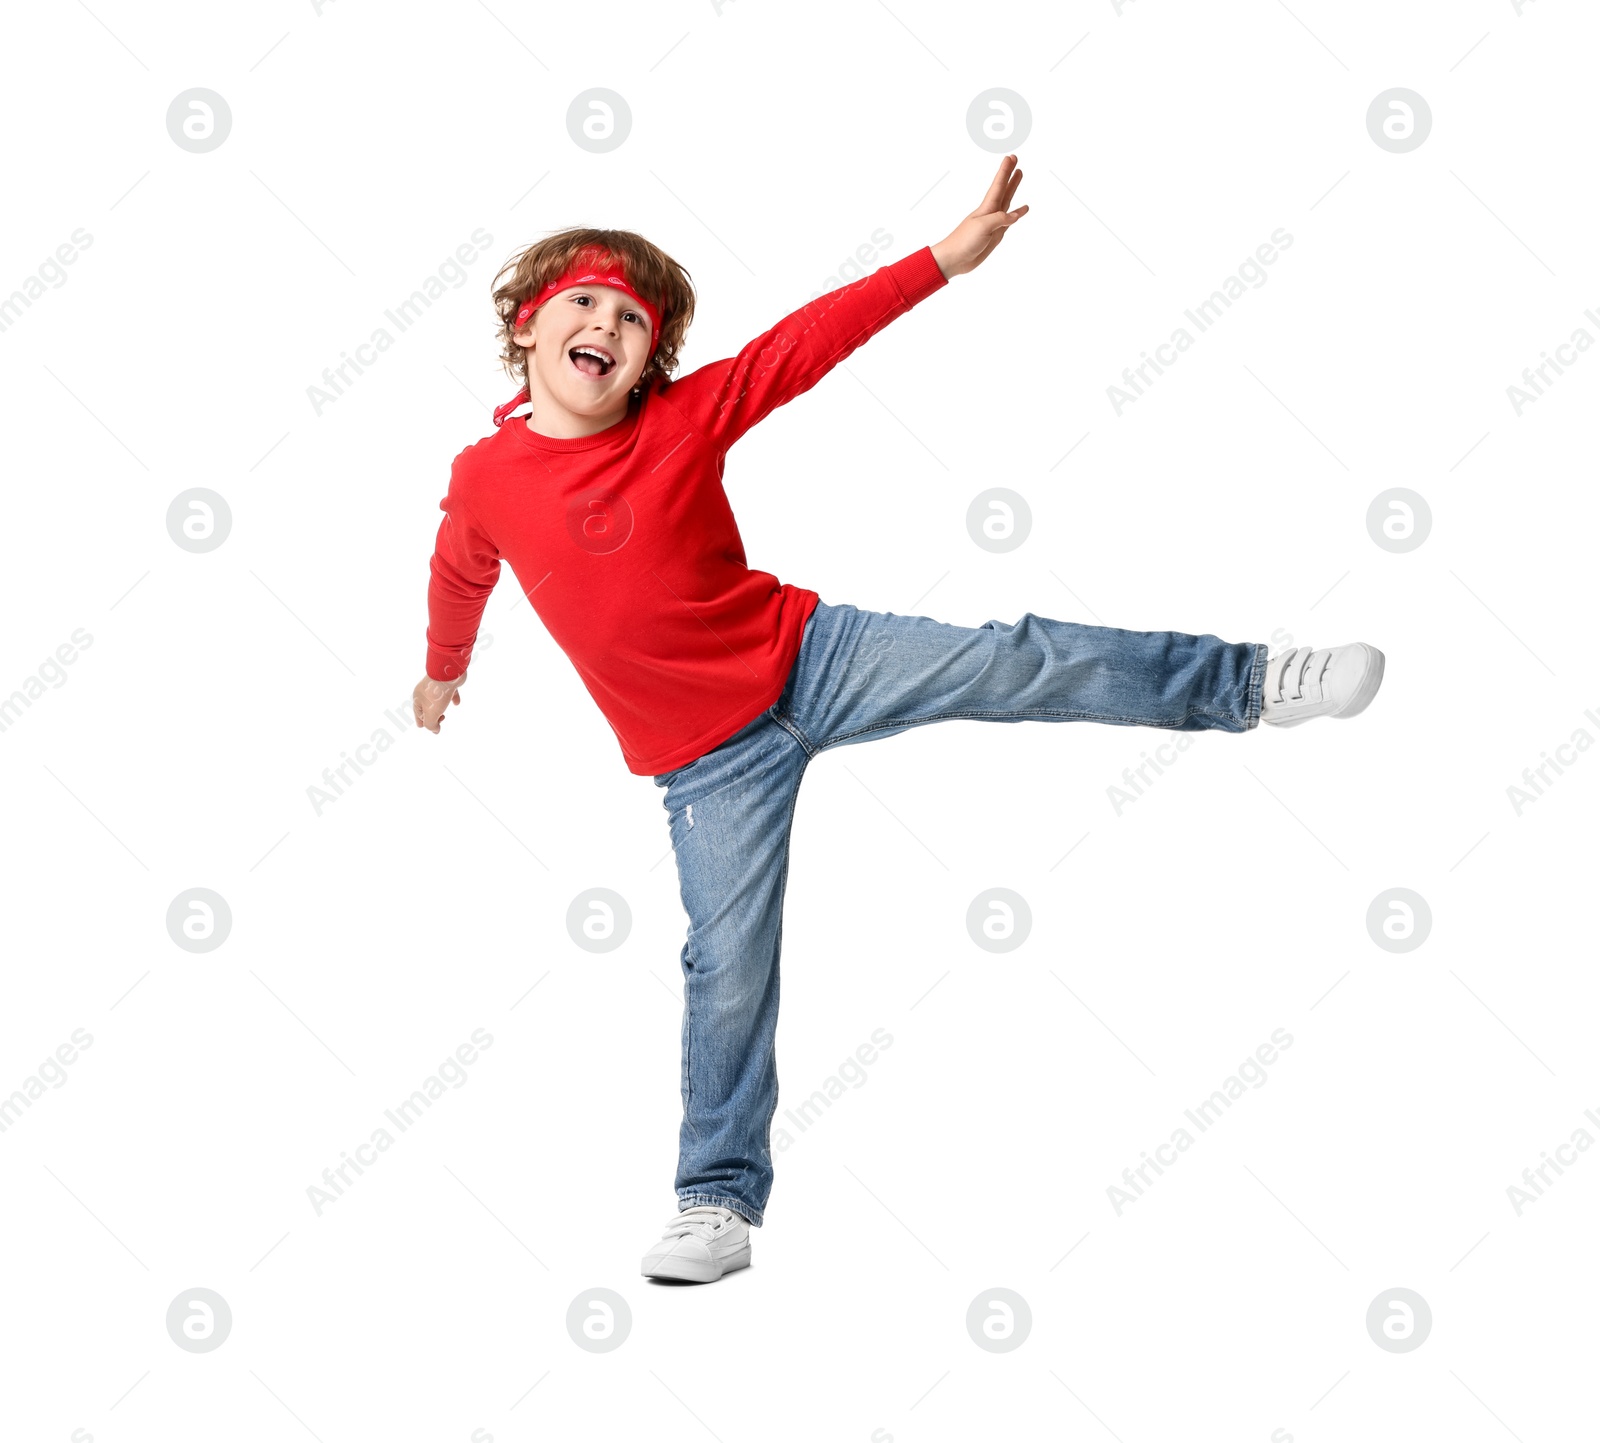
[414,672,466,733]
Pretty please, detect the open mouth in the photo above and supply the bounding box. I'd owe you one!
[569,346,616,379]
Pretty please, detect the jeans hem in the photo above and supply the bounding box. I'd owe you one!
[1245,641,1268,730]
[678,1192,762,1228]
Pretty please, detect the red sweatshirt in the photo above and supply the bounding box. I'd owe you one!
[424,244,949,776]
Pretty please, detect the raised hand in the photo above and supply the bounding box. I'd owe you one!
[930,154,1029,280]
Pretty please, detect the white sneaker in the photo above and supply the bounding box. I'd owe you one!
[641,1204,752,1283]
[1260,643,1385,727]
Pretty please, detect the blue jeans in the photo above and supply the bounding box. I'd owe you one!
[652,601,1267,1227]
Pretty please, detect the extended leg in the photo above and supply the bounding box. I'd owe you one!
[774,602,1267,755]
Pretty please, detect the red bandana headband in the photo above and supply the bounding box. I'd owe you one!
[493,251,661,427]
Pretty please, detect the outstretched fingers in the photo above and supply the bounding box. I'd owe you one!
[1002,164,1024,209]
[978,153,1020,214]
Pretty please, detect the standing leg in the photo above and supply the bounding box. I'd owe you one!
[652,708,810,1228]
[772,601,1267,754]
[649,601,1262,1234]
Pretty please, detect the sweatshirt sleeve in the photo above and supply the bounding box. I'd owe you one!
[424,463,501,683]
[658,245,948,454]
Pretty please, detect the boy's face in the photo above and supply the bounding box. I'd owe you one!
[512,283,653,418]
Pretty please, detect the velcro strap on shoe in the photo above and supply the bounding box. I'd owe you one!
[1297,649,1330,704]
[1265,650,1293,704]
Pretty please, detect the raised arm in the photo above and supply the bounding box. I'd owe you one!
[659,246,948,453]
[659,154,1028,453]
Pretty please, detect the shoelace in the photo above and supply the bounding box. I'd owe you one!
[1266,647,1330,705]
[662,1206,739,1240]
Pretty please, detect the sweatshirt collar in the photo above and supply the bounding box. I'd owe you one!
[509,395,644,454]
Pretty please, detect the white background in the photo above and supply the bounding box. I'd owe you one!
[2,1,1595,1439]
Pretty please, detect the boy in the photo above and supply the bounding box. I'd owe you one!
[414,156,1385,1284]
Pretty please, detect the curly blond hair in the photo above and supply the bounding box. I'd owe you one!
[490,227,696,395]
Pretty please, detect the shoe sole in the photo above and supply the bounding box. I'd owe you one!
[642,1241,752,1283]
[1269,644,1385,728]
